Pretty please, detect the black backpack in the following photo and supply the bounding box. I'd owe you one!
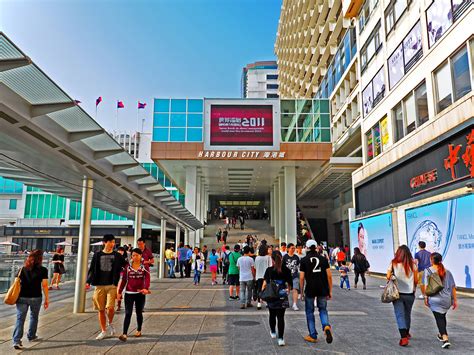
[223,252,230,266]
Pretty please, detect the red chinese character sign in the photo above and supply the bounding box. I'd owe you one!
[461,129,474,178]
[444,128,474,180]
[210,105,273,146]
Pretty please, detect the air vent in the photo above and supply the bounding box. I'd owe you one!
[0,112,19,124]
[58,149,86,165]
[20,126,58,148]
[86,165,106,177]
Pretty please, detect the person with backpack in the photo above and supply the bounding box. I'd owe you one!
[222,245,231,285]
[209,249,220,285]
[262,251,292,346]
[117,248,150,342]
[228,245,241,300]
[350,247,370,289]
[191,247,205,286]
[421,252,457,349]
[255,244,273,310]
[415,241,431,299]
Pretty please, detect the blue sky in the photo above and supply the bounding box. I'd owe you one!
[1,0,281,131]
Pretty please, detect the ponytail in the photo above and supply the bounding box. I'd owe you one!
[431,252,446,281]
[272,251,282,273]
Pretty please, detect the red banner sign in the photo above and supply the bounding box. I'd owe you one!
[210,105,273,146]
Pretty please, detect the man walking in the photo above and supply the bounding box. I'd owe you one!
[221,245,231,284]
[177,243,188,278]
[137,238,154,271]
[414,241,431,298]
[86,234,126,340]
[300,240,333,344]
[165,246,176,278]
[228,244,241,300]
[185,244,192,277]
[283,243,300,310]
[236,246,255,309]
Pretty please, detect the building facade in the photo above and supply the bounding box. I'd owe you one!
[346,0,473,288]
[241,61,279,98]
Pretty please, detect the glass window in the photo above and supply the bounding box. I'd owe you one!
[373,123,382,157]
[170,113,186,127]
[171,99,186,112]
[153,128,169,141]
[394,0,407,21]
[435,61,453,112]
[385,5,395,33]
[362,82,373,116]
[154,99,170,112]
[187,99,203,112]
[9,199,17,210]
[169,128,185,141]
[187,113,203,127]
[366,130,374,161]
[267,84,279,89]
[267,74,278,80]
[393,103,404,142]
[281,100,295,113]
[404,93,416,134]
[186,128,203,142]
[154,113,169,127]
[415,82,429,126]
[451,46,472,101]
[388,44,404,89]
[267,93,279,98]
[426,0,453,48]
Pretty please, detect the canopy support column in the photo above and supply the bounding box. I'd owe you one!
[134,206,142,247]
[284,166,297,245]
[158,219,167,279]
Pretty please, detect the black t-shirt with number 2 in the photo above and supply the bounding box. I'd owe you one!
[300,251,330,298]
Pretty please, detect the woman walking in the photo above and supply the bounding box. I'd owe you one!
[49,247,65,290]
[421,252,457,349]
[386,245,417,347]
[191,247,205,285]
[12,250,49,350]
[350,247,369,289]
[117,248,150,342]
[255,245,273,310]
[209,249,220,285]
[262,251,292,346]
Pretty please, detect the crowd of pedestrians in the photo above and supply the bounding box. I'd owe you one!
[8,232,460,350]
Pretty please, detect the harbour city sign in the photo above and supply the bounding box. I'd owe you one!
[197,150,286,159]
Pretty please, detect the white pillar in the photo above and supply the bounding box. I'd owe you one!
[175,224,180,248]
[185,166,197,248]
[133,206,142,247]
[270,189,275,227]
[184,229,189,246]
[195,176,202,246]
[284,166,297,245]
[273,183,280,241]
[278,174,285,242]
[73,177,93,314]
[158,218,167,279]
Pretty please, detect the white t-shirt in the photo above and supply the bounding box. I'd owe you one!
[389,262,416,294]
[236,255,255,282]
[255,255,272,280]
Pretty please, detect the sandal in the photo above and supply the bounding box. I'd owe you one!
[134,331,142,337]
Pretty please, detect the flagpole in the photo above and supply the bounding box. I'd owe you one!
[136,101,140,133]
[116,100,119,132]
[141,117,145,133]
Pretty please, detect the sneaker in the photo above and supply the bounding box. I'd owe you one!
[257,302,262,310]
[418,294,425,299]
[107,324,115,336]
[270,332,277,339]
[437,334,444,342]
[442,340,451,349]
[13,344,23,350]
[96,331,107,340]
[236,296,240,301]
[324,326,333,344]
[28,336,41,342]
[118,334,127,342]
[292,304,299,311]
[304,335,318,343]
[240,304,246,309]
[347,288,351,291]
[399,337,409,346]
[278,338,285,346]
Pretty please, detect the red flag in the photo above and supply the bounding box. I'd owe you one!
[117,101,124,109]
[138,101,146,109]
[96,96,102,106]
[74,100,81,105]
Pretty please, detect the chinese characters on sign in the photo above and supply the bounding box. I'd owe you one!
[197,151,286,159]
[444,129,474,179]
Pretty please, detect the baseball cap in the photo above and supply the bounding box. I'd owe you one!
[306,240,317,249]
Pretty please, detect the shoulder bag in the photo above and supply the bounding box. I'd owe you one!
[260,280,279,302]
[4,267,23,305]
[381,265,400,303]
[425,268,444,296]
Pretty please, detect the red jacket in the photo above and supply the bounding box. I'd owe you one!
[119,264,150,294]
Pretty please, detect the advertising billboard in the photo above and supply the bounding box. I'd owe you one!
[349,213,395,274]
[406,194,474,289]
[209,104,273,146]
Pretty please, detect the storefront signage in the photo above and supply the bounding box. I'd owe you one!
[197,150,286,159]
[210,104,274,146]
[355,125,473,214]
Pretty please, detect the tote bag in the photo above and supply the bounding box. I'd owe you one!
[381,267,400,303]
[425,268,444,296]
[4,267,23,305]
[260,280,279,302]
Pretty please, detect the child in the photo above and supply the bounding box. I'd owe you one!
[209,249,220,285]
[339,260,351,290]
[117,248,150,341]
[191,247,205,285]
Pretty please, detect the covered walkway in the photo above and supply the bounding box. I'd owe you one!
[0,271,472,354]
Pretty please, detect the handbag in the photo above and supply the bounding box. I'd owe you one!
[4,267,23,305]
[260,280,279,302]
[381,266,400,303]
[425,268,444,296]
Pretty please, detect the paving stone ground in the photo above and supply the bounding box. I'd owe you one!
[1,267,473,354]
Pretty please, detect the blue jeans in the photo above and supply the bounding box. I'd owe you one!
[167,259,175,278]
[194,270,201,284]
[305,296,330,339]
[392,293,415,334]
[13,297,42,345]
[340,276,350,289]
[239,280,253,305]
